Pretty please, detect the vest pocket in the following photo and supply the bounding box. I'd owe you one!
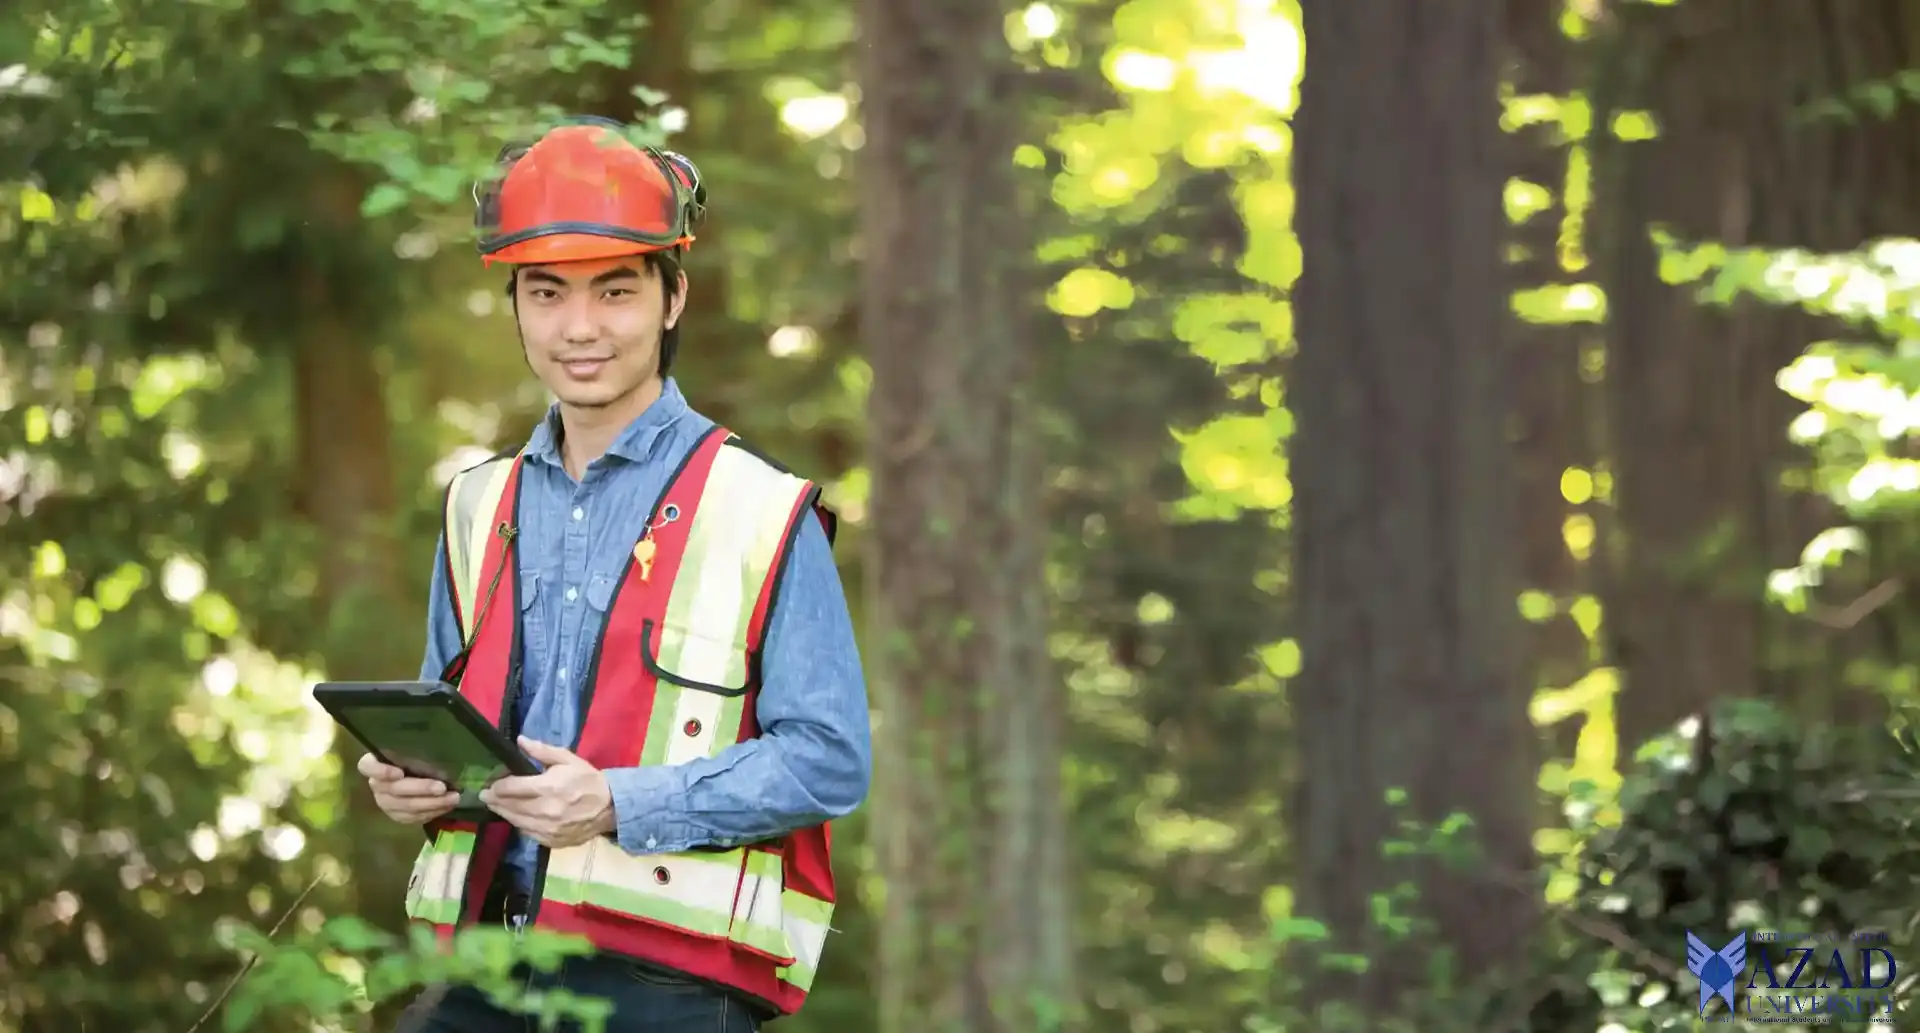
[728,848,797,964]
[406,831,472,925]
[641,619,755,767]
[405,842,429,917]
[549,839,795,964]
[641,619,751,697]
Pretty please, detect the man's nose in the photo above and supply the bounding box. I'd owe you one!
[561,298,599,341]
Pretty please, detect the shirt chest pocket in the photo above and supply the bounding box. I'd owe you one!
[514,571,546,680]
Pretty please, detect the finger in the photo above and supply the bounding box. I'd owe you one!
[484,800,537,830]
[386,795,459,823]
[379,777,453,798]
[518,737,579,766]
[485,791,556,822]
[358,753,404,781]
[483,776,545,800]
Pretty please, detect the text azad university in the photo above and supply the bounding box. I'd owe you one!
[1688,929,1896,1022]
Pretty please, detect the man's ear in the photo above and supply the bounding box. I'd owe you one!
[663,269,690,330]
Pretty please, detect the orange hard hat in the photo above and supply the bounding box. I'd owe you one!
[474,118,705,266]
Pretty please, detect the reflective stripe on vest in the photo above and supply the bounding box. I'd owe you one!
[443,454,518,639]
[415,435,836,998]
[407,829,474,925]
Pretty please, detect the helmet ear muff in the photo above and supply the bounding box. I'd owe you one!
[660,151,707,227]
[472,140,529,243]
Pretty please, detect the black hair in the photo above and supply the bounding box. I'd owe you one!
[504,249,684,375]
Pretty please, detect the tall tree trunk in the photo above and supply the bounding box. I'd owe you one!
[1506,0,1597,761]
[1594,2,1919,749]
[857,0,1074,1028]
[289,170,416,936]
[1290,0,1535,1014]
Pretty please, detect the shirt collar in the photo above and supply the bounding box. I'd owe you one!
[524,377,690,467]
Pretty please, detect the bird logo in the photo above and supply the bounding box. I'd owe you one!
[1686,931,1746,1015]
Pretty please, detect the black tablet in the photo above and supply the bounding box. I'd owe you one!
[313,681,538,821]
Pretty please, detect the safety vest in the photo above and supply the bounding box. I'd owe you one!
[403,426,838,1016]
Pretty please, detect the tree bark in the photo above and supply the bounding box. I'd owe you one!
[1290,0,1536,1014]
[857,0,1075,1029]
[1594,1,1920,749]
[1505,0,1598,761]
[287,169,417,938]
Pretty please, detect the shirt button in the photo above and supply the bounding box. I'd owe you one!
[557,668,568,681]
[566,586,578,602]
[645,837,658,850]
[571,507,584,522]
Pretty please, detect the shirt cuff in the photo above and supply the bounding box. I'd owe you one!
[604,764,702,855]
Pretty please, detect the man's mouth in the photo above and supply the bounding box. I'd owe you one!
[558,357,610,377]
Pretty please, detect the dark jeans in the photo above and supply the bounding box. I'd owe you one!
[396,954,763,1033]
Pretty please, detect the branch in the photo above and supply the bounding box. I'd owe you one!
[185,872,327,1033]
[1802,578,1901,630]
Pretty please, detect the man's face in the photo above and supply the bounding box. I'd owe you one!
[512,256,687,410]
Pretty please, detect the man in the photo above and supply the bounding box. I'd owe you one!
[356,118,872,1032]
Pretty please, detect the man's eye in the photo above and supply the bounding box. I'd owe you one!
[603,288,633,300]
[530,289,558,300]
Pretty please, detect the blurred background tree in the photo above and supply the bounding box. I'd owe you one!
[8,0,1920,1030]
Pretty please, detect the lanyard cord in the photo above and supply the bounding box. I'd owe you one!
[461,522,518,655]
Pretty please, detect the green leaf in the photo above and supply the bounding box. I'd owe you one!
[1270,916,1329,943]
[362,183,412,219]
[325,914,395,953]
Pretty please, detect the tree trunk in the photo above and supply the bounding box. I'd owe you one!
[1594,1,1920,749]
[1505,0,1598,761]
[857,0,1075,1028]
[288,170,417,937]
[1290,0,1536,1014]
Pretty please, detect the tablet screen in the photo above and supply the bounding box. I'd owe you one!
[343,703,514,794]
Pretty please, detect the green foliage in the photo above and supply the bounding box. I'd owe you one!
[1532,699,1920,1031]
[1243,794,1495,1033]
[21,0,1919,1029]
[218,919,606,1033]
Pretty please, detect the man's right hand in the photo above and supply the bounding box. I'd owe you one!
[358,752,461,824]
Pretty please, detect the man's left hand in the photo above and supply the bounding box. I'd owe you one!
[480,737,616,849]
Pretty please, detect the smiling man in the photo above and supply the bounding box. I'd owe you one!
[360,118,871,1033]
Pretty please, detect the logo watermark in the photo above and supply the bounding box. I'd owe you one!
[1684,930,1897,1023]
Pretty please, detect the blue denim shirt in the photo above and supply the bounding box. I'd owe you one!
[417,378,872,890]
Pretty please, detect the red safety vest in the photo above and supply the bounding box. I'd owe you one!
[404,427,838,1015]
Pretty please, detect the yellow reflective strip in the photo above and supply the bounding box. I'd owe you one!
[783,888,833,927]
[728,852,792,960]
[638,633,688,767]
[414,894,462,925]
[545,840,743,936]
[455,459,515,639]
[405,842,433,915]
[776,957,819,992]
[781,906,831,969]
[644,446,810,766]
[589,843,741,901]
[444,463,486,635]
[405,831,475,921]
[661,655,727,765]
[661,445,808,658]
[546,843,593,884]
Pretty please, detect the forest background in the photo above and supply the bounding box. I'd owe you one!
[8,0,1920,1030]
